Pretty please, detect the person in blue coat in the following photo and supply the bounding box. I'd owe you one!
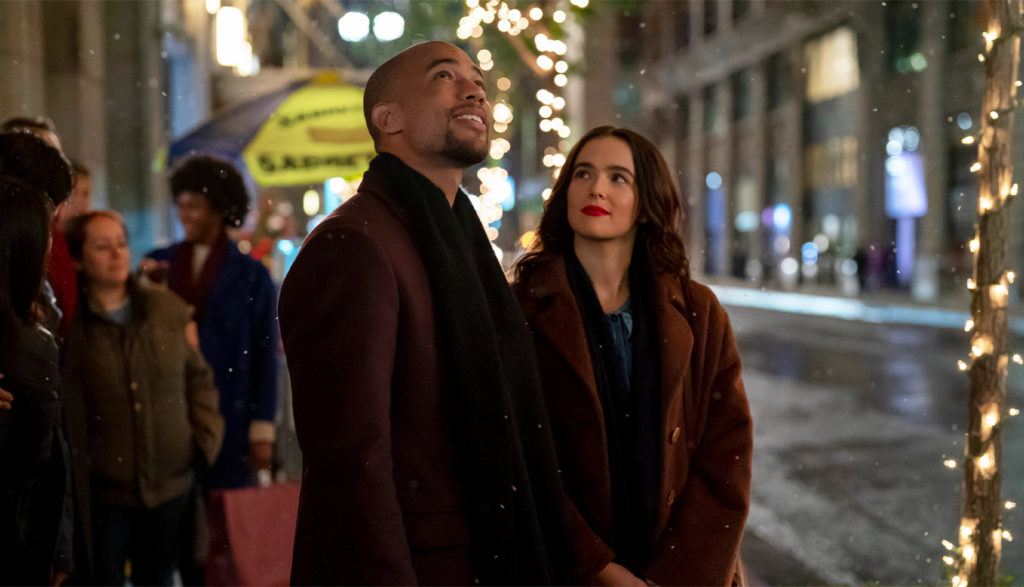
[142,156,279,491]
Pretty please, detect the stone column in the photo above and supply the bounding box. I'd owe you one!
[0,2,45,118]
[912,0,949,300]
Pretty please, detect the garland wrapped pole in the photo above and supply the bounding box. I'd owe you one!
[958,1,1023,584]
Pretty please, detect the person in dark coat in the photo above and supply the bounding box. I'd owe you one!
[513,126,753,586]
[143,158,278,491]
[278,41,575,585]
[0,175,64,586]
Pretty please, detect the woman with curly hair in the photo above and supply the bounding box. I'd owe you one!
[142,157,278,492]
[513,126,752,586]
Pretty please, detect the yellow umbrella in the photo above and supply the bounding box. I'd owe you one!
[168,72,375,186]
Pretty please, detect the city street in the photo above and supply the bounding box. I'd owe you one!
[729,302,1024,584]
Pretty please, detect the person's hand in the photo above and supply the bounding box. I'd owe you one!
[248,440,273,472]
[0,374,11,410]
[185,320,200,351]
[50,570,69,587]
[138,258,170,285]
[590,562,646,587]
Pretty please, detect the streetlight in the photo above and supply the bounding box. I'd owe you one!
[373,12,405,42]
[338,12,370,42]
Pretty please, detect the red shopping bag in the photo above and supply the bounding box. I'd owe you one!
[205,482,300,586]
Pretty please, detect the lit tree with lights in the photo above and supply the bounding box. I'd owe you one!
[953,0,1023,584]
[451,0,590,250]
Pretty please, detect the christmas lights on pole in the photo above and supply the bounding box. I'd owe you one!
[949,1,1023,584]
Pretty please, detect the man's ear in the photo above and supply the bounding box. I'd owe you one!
[371,102,402,137]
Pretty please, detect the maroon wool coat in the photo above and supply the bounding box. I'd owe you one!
[278,184,475,585]
[513,257,752,586]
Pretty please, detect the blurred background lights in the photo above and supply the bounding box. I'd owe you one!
[215,6,245,67]
[957,112,973,130]
[373,11,405,42]
[773,203,793,230]
[705,171,723,190]
[206,0,220,15]
[801,242,819,264]
[337,12,370,42]
[493,103,513,124]
[302,189,320,216]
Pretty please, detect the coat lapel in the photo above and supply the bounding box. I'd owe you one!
[524,259,599,403]
[654,274,695,453]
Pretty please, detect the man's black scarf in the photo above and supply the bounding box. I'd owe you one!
[565,248,662,575]
[366,153,575,585]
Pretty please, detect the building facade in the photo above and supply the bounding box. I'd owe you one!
[581,0,1024,302]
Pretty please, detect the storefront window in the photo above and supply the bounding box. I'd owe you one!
[804,27,860,103]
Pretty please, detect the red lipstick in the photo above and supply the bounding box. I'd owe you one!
[581,206,610,217]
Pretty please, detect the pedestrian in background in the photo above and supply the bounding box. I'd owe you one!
[142,157,278,490]
[62,210,224,586]
[0,131,76,584]
[49,160,92,341]
[514,126,752,585]
[278,41,574,585]
[141,157,277,584]
[1,116,62,151]
[0,175,64,586]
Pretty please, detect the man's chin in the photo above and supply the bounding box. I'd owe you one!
[443,134,489,166]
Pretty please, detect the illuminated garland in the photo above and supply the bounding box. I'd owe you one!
[943,5,1022,584]
[456,0,589,250]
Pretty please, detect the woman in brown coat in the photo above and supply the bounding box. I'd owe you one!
[513,126,752,586]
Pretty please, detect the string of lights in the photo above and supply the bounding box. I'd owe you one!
[946,2,1022,584]
[456,0,589,251]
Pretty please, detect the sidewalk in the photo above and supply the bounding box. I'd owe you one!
[703,277,1024,335]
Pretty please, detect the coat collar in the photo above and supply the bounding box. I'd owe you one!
[521,255,696,432]
[524,256,597,394]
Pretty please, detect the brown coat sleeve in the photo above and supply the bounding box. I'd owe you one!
[279,223,418,585]
[645,294,752,586]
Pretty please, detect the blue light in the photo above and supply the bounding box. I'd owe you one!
[705,172,723,190]
[773,203,792,230]
[277,239,295,255]
[801,242,819,264]
[957,112,973,130]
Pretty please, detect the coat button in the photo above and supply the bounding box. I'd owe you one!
[133,402,142,412]
[669,426,681,444]
[129,381,139,391]
[667,489,677,506]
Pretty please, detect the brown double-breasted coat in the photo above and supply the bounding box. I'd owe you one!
[513,257,752,586]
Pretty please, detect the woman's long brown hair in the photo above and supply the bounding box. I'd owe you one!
[516,125,690,281]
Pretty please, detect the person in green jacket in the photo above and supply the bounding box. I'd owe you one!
[63,210,224,586]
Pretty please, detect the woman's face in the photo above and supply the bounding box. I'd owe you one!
[76,216,130,288]
[566,136,639,246]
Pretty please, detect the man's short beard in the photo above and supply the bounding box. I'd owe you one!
[442,130,488,165]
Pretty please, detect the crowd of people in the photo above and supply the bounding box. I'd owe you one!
[0,118,278,586]
[2,40,752,587]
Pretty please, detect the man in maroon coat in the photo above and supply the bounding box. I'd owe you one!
[278,42,574,585]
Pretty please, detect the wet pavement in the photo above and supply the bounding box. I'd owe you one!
[728,304,1024,584]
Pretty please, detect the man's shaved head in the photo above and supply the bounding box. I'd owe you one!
[363,41,465,148]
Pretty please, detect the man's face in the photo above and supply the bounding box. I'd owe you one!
[176,191,223,245]
[392,43,491,166]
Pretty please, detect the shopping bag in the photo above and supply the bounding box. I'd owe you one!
[205,482,300,586]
